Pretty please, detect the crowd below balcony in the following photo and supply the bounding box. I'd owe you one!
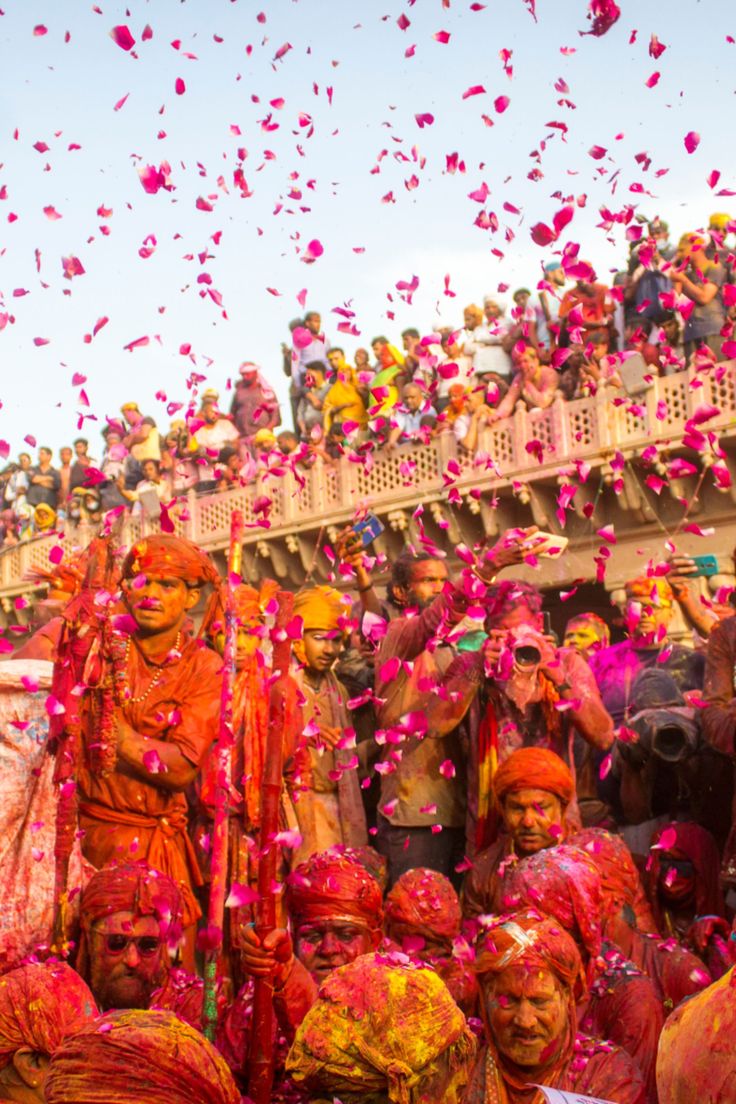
[1,216,734,550]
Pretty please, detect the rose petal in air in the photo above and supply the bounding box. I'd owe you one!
[110,25,136,51]
[684,131,700,154]
[225,882,260,908]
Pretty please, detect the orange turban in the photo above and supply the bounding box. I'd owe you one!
[384,868,461,946]
[293,585,350,632]
[203,578,280,638]
[474,910,584,1097]
[45,1009,240,1104]
[491,747,575,808]
[286,953,476,1104]
[0,962,97,1070]
[625,576,673,605]
[501,844,603,963]
[77,863,183,980]
[287,847,384,934]
[122,535,221,589]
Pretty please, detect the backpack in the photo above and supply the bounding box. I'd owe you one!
[635,268,671,322]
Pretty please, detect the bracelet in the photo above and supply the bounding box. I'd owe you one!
[357,583,373,593]
[557,681,573,695]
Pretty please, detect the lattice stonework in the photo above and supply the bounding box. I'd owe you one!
[658,376,689,431]
[567,399,597,451]
[484,425,515,469]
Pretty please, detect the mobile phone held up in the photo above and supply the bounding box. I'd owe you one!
[690,554,719,578]
[523,531,569,560]
[352,513,385,548]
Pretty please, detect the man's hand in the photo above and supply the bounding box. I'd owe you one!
[240,926,294,986]
[313,724,341,751]
[686,915,731,955]
[335,525,364,570]
[476,526,540,580]
[482,630,507,673]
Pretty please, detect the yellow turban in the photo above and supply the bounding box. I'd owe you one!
[293,586,349,632]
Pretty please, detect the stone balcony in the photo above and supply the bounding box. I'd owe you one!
[2,362,736,632]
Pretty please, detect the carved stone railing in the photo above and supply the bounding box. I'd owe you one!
[2,362,736,612]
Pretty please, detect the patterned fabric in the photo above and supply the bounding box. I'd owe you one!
[0,962,97,1069]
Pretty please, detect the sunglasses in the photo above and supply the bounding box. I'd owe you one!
[660,858,695,878]
[95,932,162,957]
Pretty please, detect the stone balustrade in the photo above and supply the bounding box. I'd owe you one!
[2,362,735,624]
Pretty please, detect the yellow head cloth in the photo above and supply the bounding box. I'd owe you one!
[293,585,350,632]
[286,953,475,1104]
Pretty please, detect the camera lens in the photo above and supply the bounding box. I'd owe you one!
[514,645,541,667]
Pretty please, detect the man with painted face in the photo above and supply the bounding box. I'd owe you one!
[563,611,611,660]
[374,531,539,887]
[59,535,223,965]
[242,848,382,990]
[289,586,367,865]
[589,575,705,727]
[466,910,646,1104]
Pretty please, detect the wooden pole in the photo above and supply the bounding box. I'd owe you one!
[202,509,243,1041]
[247,590,294,1104]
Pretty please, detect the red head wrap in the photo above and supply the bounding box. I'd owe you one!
[501,844,603,964]
[385,868,461,947]
[287,847,384,934]
[492,747,575,809]
[122,535,220,589]
[646,821,725,930]
[474,910,584,1096]
[625,575,674,605]
[45,1008,240,1104]
[0,962,97,1070]
[570,827,658,933]
[77,863,183,979]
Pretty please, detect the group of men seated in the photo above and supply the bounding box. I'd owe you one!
[1,524,735,1102]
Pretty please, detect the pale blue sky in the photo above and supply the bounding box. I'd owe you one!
[0,0,732,456]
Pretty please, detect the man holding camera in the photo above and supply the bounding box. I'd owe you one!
[428,579,614,857]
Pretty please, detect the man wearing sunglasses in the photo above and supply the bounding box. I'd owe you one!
[76,862,184,1014]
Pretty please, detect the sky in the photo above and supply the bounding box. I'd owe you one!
[0,0,733,458]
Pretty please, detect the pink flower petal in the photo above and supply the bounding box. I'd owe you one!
[110,25,136,51]
[684,131,700,154]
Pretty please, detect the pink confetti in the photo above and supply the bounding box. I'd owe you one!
[645,71,661,88]
[61,255,85,279]
[225,882,260,908]
[33,337,50,346]
[33,24,48,36]
[462,84,485,100]
[684,131,700,154]
[433,30,451,44]
[494,95,510,113]
[397,13,411,30]
[415,112,434,128]
[175,77,186,95]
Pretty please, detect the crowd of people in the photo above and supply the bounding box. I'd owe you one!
[1,215,734,550]
[1,513,736,1102]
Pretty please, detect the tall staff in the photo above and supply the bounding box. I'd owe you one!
[247,589,295,1104]
[202,510,244,1041]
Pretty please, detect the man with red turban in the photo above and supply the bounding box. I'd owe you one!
[75,860,315,1088]
[383,868,477,1015]
[290,586,367,863]
[572,827,712,1008]
[286,953,476,1104]
[52,534,223,965]
[644,820,733,980]
[656,966,736,1104]
[463,747,575,919]
[45,1008,240,1104]
[0,962,98,1103]
[242,846,384,988]
[501,844,664,1102]
[466,910,646,1104]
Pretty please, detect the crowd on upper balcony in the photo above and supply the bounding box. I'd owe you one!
[0,215,733,549]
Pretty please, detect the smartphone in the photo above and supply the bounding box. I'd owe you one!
[691,554,719,578]
[352,513,384,548]
[524,531,569,560]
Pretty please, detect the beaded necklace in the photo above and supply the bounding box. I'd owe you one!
[113,630,182,706]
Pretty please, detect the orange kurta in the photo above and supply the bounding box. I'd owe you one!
[78,636,222,926]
